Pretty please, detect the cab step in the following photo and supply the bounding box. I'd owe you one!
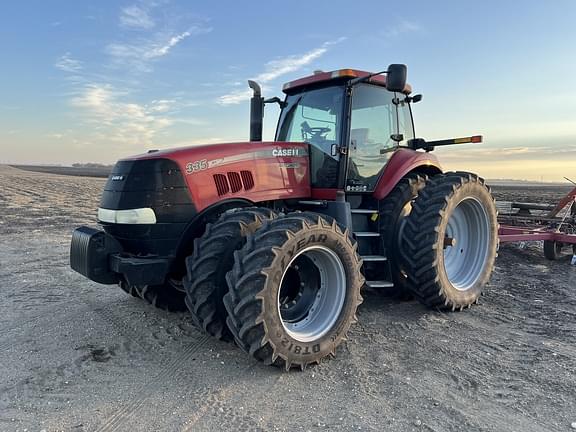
[365,280,394,288]
[354,232,380,237]
[351,209,378,214]
[361,255,388,262]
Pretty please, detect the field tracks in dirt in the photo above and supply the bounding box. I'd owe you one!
[95,334,211,432]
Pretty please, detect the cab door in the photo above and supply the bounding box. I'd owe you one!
[346,84,398,192]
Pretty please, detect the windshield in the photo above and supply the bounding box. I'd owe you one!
[276,86,344,188]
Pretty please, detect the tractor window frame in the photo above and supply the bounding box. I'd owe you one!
[275,84,348,189]
[344,83,400,192]
[395,92,416,146]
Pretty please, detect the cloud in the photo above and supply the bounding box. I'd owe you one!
[55,53,83,73]
[120,5,155,30]
[146,31,192,58]
[219,38,346,105]
[218,89,253,106]
[106,26,211,72]
[52,3,212,153]
[384,20,421,38]
[71,84,175,146]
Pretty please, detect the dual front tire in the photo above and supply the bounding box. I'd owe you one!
[223,212,364,370]
[184,210,364,369]
[182,207,277,339]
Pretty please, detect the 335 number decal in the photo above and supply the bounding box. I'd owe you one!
[186,159,207,174]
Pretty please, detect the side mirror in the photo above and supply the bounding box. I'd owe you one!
[386,64,407,92]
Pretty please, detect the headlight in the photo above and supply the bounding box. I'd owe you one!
[97,208,157,224]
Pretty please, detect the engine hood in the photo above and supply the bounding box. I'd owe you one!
[122,141,306,162]
[115,141,311,213]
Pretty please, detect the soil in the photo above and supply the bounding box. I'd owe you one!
[10,165,112,178]
[0,164,575,432]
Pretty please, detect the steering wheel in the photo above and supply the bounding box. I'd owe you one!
[309,126,331,135]
[301,121,331,138]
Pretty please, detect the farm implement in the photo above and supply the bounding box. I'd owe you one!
[497,180,576,260]
[70,64,499,369]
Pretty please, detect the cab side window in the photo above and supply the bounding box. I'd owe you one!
[347,84,397,191]
[395,94,415,142]
[277,86,343,188]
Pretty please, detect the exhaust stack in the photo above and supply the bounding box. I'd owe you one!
[248,80,263,142]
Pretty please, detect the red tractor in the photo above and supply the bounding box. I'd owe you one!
[71,64,498,370]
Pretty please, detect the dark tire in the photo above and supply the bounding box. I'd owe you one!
[403,172,498,311]
[224,212,364,370]
[119,279,187,311]
[183,207,277,340]
[378,172,427,298]
[543,240,562,260]
[119,280,140,298]
[134,279,188,312]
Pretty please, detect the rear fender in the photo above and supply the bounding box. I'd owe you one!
[373,148,442,200]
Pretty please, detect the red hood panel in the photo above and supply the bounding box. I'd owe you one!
[122,141,302,161]
[123,141,311,212]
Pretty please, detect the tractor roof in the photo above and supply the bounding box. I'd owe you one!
[282,69,412,94]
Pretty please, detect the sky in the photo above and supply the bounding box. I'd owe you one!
[1,0,575,181]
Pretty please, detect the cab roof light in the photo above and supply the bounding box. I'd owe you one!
[330,69,359,78]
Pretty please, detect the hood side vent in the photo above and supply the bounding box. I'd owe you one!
[213,170,255,196]
[227,172,242,193]
[240,170,254,190]
[213,174,230,196]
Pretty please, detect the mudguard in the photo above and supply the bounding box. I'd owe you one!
[373,148,442,200]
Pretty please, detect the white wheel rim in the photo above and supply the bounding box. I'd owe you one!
[277,245,346,342]
[443,197,491,291]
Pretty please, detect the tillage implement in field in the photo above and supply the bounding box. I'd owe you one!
[497,179,576,260]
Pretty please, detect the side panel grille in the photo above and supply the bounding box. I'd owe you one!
[213,174,230,196]
[240,170,255,190]
[213,170,255,196]
[227,172,242,193]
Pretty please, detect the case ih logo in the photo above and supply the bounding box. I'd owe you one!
[272,148,300,157]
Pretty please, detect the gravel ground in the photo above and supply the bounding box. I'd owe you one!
[1,165,575,432]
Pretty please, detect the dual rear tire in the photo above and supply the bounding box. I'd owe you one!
[378,172,427,298]
[402,172,499,310]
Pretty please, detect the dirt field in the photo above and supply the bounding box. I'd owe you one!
[10,165,112,178]
[1,164,575,432]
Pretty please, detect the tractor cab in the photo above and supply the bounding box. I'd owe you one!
[273,68,416,192]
